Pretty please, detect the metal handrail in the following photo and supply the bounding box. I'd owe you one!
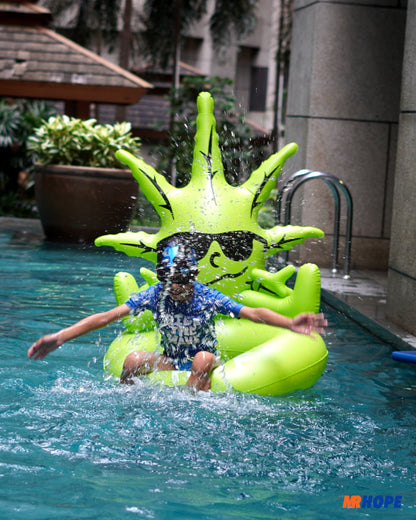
[276,169,353,278]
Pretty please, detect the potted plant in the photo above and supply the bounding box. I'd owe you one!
[28,115,141,243]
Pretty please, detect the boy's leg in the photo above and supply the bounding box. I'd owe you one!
[120,351,175,384]
[186,351,219,392]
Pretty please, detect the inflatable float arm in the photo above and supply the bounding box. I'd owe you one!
[249,265,295,297]
[95,230,158,261]
[113,268,157,332]
[240,263,322,316]
[265,224,324,256]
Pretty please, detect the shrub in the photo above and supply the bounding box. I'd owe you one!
[0,99,56,217]
[27,115,141,168]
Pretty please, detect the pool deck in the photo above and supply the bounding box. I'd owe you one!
[2,216,415,351]
[320,269,416,351]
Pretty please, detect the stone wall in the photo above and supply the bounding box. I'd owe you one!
[387,0,416,335]
[284,0,406,271]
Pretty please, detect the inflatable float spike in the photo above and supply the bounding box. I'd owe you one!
[190,91,225,189]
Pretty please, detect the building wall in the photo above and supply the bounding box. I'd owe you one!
[387,0,416,335]
[284,0,406,271]
[184,0,281,130]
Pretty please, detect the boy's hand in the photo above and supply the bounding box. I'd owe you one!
[290,313,328,336]
[27,333,62,360]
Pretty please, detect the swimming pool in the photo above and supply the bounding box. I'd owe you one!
[1,229,415,519]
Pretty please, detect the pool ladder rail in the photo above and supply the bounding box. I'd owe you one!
[276,169,353,279]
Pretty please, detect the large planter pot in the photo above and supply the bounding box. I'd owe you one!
[35,164,138,243]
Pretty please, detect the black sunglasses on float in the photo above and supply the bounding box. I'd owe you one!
[158,231,267,263]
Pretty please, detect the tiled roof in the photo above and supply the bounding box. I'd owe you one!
[0,2,152,104]
[0,24,152,102]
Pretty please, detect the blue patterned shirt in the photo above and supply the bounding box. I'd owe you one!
[125,282,243,359]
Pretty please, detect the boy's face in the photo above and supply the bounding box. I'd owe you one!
[163,279,194,303]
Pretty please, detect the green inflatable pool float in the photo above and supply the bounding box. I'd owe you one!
[95,92,327,396]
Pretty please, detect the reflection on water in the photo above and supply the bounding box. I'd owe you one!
[1,231,416,519]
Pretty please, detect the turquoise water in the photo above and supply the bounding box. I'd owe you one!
[1,230,415,519]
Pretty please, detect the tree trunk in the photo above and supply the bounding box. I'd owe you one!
[168,0,182,185]
[116,0,133,122]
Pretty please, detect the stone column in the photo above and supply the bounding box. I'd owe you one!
[387,1,416,335]
[283,0,406,271]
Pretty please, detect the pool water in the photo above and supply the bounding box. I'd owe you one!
[1,230,415,519]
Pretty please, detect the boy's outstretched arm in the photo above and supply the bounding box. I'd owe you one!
[238,306,327,336]
[28,304,131,360]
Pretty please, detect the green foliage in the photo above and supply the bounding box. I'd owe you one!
[43,0,120,48]
[153,76,270,187]
[258,188,277,229]
[0,99,57,217]
[141,0,259,69]
[0,100,21,148]
[0,99,56,172]
[210,0,259,48]
[27,116,141,168]
[141,0,207,69]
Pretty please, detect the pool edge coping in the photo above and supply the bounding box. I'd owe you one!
[322,288,416,352]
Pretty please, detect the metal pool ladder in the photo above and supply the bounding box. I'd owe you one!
[276,169,353,278]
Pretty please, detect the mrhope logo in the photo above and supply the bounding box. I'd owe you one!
[343,495,402,509]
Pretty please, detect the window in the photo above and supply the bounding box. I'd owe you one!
[249,66,268,111]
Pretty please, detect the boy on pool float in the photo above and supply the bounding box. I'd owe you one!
[28,239,327,391]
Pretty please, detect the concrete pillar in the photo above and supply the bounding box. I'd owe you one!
[387,1,416,335]
[283,0,406,271]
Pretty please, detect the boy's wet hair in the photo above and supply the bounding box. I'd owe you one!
[156,238,198,283]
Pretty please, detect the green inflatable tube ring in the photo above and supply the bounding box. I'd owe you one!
[95,92,328,396]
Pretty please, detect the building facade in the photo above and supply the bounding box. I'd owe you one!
[285,0,416,336]
[41,0,284,140]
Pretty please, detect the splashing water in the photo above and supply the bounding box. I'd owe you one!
[1,231,416,519]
